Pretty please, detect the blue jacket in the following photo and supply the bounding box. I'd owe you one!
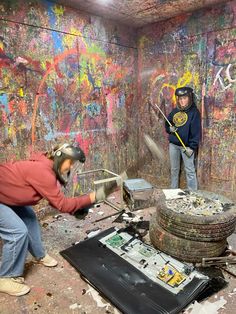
[165,104,201,150]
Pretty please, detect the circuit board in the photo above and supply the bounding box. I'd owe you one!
[100,229,207,294]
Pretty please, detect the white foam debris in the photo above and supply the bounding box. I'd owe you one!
[97,211,104,215]
[107,196,115,200]
[69,303,81,310]
[184,296,227,314]
[87,229,101,238]
[88,208,94,213]
[86,286,110,309]
[229,288,236,297]
[162,189,185,200]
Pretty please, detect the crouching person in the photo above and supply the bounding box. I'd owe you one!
[0,143,124,296]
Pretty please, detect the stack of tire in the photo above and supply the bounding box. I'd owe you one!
[149,190,236,263]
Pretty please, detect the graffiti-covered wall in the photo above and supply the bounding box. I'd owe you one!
[0,0,138,177]
[137,1,236,201]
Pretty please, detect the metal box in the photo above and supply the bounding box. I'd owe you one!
[123,178,154,211]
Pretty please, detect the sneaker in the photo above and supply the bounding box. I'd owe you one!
[34,254,58,267]
[0,277,30,296]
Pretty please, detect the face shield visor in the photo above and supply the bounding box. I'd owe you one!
[175,87,193,111]
[52,144,86,185]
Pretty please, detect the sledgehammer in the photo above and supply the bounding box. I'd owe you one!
[149,102,193,158]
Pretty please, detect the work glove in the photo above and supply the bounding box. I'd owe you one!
[169,125,178,133]
[184,147,194,158]
[95,171,128,203]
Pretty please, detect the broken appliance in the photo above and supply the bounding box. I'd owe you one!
[61,227,212,314]
[123,178,155,211]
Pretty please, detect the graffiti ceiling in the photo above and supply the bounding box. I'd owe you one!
[52,0,230,27]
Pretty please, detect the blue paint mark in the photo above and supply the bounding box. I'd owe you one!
[0,94,9,113]
[40,109,55,141]
[87,64,95,88]
[102,79,114,87]
[47,87,57,112]
[44,0,64,54]
[86,102,101,117]
[118,93,125,108]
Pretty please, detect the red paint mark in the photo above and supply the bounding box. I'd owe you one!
[19,100,27,115]
[31,48,77,144]
[0,109,7,123]
[31,48,105,145]
[75,133,93,156]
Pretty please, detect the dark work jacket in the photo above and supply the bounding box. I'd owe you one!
[165,103,201,150]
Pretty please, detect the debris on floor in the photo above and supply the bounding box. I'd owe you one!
[86,286,110,310]
[184,296,227,314]
[0,189,235,313]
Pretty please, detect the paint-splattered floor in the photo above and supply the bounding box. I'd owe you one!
[0,191,236,314]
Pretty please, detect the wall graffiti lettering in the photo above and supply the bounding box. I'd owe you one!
[213,64,236,91]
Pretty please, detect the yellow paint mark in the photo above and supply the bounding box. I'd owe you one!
[150,70,200,104]
[63,34,75,49]
[53,5,64,17]
[177,71,192,88]
[193,73,199,86]
[81,74,90,86]
[63,27,86,49]
[19,87,24,97]
[41,61,47,71]
[70,27,83,37]
[3,76,9,87]
[138,36,150,49]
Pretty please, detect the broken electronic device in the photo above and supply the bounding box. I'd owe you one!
[123,178,155,210]
[61,227,211,314]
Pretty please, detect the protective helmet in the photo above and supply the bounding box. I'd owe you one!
[175,86,193,97]
[52,143,85,185]
[175,86,194,111]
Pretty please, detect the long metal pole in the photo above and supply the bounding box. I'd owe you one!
[151,102,187,151]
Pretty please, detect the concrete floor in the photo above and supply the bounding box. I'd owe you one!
[0,190,236,314]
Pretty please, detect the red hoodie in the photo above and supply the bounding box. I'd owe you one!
[0,152,92,214]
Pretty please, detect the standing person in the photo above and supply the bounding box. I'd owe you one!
[0,143,123,296]
[165,86,201,190]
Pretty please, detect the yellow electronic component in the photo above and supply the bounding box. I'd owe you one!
[157,265,187,287]
[157,265,175,283]
[168,272,186,287]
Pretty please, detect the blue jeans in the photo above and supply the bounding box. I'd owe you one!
[0,205,45,277]
[169,143,198,190]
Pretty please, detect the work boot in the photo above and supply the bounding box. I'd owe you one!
[34,254,58,267]
[0,277,30,296]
